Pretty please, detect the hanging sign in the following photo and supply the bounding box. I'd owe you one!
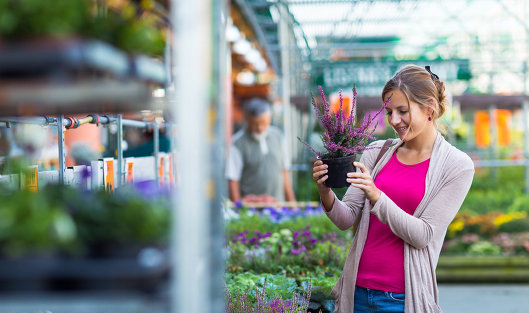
[315,59,470,96]
[474,111,490,148]
[496,109,511,147]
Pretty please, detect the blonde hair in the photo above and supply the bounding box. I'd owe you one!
[381,64,448,132]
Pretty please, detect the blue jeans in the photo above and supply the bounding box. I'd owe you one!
[354,286,405,313]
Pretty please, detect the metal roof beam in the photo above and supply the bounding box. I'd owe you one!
[234,0,281,74]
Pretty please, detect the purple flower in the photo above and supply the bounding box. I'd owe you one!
[290,248,301,255]
[299,85,392,158]
[131,180,170,199]
[293,231,299,240]
[81,166,91,179]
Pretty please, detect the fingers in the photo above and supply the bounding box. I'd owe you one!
[347,172,370,180]
[353,162,370,175]
[313,161,328,180]
[312,161,329,185]
[313,165,328,182]
[315,174,328,185]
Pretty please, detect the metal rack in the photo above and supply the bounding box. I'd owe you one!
[0,114,173,188]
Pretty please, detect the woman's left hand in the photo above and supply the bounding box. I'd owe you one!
[347,161,381,204]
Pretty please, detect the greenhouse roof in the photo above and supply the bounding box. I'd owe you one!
[238,0,529,96]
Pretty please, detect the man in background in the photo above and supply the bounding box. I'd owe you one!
[225,98,296,204]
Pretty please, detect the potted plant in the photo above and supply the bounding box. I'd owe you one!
[299,86,391,188]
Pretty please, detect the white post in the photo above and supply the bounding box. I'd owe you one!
[57,114,65,185]
[279,3,293,175]
[171,0,218,313]
[523,100,529,194]
[117,114,123,187]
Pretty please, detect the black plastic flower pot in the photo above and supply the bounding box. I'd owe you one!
[321,154,356,188]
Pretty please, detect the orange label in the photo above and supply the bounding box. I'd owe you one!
[25,166,38,192]
[474,111,490,148]
[168,155,173,186]
[496,109,511,147]
[158,156,165,184]
[104,159,115,192]
[126,161,134,183]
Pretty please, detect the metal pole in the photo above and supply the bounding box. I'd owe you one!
[523,100,529,194]
[172,0,215,312]
[122,119,150,128]
[488,104,498,178]
[57,114,65,184]
[279,3,293,197]
[211,0,228,310]
[522,59,529,195]
[154,120,160,183]
[0,116,50,125]
[117,114,124,187]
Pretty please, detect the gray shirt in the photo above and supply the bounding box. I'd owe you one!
[225,126,290,201]
[325,133,474,313]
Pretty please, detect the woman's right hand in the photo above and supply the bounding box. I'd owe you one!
[313,160,330,190]
[313,160,334,211]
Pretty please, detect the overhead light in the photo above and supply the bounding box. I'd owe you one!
[245,48,261,63]
[152,88,165,98]
[254,59,267,72]
[233,39,251,54]
[236,70,256,85]
[226,24,240,42]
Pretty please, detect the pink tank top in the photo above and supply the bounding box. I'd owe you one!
[356,151,430,293]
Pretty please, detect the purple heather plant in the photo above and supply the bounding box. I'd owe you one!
[299,85,392,159]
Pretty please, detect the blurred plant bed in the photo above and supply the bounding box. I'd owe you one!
[436,255,529,283]
[225,272,336,313]
[0,0,166,58]
[0,38,166,84]
[0,182,170,292]
[225,206,529,311]
[225,207,349,312]
[0,1,167,115]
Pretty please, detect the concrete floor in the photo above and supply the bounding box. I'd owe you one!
[438,284,529,313]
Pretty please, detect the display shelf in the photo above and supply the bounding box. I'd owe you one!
[0,291,168,313]
[131,55,168,85]
[0,252,169,293]
[0,80,162,115]
[0,39,129,79]
[0,38,168,115]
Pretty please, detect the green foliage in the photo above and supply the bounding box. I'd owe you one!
[461,167,526,214]
[0,184,170,258]
[467,241,502,256]
[0,187,74,257]
[226,210,350,240]
[0,0,90,38]
[225,272,298,302]
[0,0,165,57]
[507,195,529,214]
[497,218,529,233]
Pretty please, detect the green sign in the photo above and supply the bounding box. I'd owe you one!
[314,59,471,96]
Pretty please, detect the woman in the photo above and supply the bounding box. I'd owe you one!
[312,65,474,313]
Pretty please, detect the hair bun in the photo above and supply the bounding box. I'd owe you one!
[434,79,447,118]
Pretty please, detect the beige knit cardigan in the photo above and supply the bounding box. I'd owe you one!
[324,133,475,313]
